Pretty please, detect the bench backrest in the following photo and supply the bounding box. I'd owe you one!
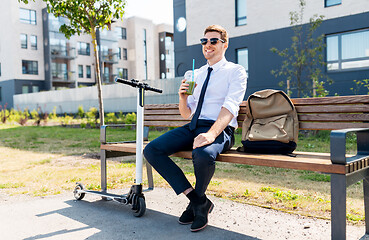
[144,95,369,131]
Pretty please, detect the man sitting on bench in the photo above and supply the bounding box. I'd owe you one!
[144,25,247,232]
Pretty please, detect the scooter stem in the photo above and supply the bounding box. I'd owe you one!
[135,87,144,184]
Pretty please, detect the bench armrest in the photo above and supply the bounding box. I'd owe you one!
[100,124,149,144]
[330,128,369,164]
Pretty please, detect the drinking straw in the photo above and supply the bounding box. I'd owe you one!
[192,59,195,82]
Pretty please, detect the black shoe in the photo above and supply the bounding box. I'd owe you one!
[178,202,194,225]
[190,198,214,232]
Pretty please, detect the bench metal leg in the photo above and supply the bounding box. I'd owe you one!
[145,160,154,190]
[364,176,369,235]
[101,149,107,193]
[331,174,347,240]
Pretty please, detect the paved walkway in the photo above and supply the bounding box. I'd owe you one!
[0,188,367,240]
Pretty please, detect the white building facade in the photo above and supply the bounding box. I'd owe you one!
[0,0,174,108]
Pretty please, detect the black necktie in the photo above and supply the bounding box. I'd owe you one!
[189,67,213,130]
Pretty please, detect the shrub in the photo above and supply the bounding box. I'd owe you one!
[0,104,10,123]
[30,109,39,120]
[106,112,118,124]
[124,112,136,124]
[77,105,85,119]
[61,115,73,125]
[49,107,57,120]
[86,107,98,128]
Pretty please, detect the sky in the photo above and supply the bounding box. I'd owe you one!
[124,0,174,25]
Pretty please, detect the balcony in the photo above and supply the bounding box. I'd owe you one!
[48,15,69,33]
[102,74,117,84]
[52,71,76,83]
[102,52,118,64]
[99,29,118,42]
[50,45,76,59]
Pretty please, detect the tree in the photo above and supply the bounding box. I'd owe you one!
[270,0,331,97]
[19,0,126,125]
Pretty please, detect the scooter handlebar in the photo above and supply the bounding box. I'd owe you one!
[144,85,163,93]
[115,78,162,93]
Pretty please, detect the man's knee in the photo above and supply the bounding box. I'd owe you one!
[192,147,216,167]
[143,142,157,164]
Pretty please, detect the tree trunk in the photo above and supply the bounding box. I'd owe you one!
[91,28,104,125]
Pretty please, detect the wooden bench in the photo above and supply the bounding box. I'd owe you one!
[100,94,369,240]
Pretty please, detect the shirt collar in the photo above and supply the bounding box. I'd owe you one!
[207,57,227,73]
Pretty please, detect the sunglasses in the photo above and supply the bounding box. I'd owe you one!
[200,38,225,45]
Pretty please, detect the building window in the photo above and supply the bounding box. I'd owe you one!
[325,0,342,7]
[117,47,121,60]
[115,27,127,39]
[30,35,37,50]
[143,29,147,79]
[103,67,110,83]
[123,48,128,60]
[22,60,38,75]
[236,48,249,75]
[118,68,123,78]
[235,0,247,26]
[78,42,90,55]
[20,34,27,49]
[52,62,68,81]
[0,87,2,102]
[78,65,83,78]
[32,86,39,93]
[19,8,36,25]
[22,85,29,94]
[326,29,369,71]
[86,65,91,78]
[118,68,128,80]
[50,38,67,56]
[118,68,126,79]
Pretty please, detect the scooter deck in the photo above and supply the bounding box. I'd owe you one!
[80,190,128,199]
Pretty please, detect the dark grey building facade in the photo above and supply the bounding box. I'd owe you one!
[173,0,369,98]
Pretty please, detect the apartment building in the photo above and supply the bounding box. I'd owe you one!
[173,0,369,97]
[0,0,174,108]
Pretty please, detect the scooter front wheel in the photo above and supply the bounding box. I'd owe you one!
[132,196,146,217]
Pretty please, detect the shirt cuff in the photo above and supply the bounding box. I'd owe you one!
[187,101,196,119]
[222,102,239,118]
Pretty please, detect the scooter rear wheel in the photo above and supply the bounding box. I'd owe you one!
[73,183,85,200]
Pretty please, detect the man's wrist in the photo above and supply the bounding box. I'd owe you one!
[206,130,218,140]
[179,94,188,101]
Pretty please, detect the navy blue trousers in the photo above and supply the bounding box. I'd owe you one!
[143,120,234,197]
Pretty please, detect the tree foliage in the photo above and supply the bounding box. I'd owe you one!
[270,0,331,97]
[18,0,126,125]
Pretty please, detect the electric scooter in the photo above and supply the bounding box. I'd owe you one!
[73,78,162,217]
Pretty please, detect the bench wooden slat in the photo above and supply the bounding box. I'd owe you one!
[239,105,369,115]
[236,120,369,130]
[145,104,179,110]
[101,143,347,174]
[145,115,187,121]
[292,95,369,105]
[295,105,369,113]
[144,120,190,127]
[237,113,369,122]
[299,122,369,130]
[145,109,181,115]
[298,113,369,122]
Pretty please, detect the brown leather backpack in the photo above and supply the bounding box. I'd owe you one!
[238,89,299,154]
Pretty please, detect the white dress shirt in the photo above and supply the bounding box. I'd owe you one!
[187,57,247,128]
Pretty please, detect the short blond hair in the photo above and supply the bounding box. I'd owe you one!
[204,25,228,43]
